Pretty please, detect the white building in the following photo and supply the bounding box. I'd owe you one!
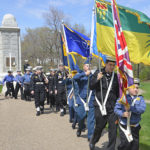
[0,14,21,80]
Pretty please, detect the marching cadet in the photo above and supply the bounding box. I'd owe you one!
[3,71,15,98]
[114,78,146,150]
[31,67,48,116]
[87,90,95,142]
[22,68,32,101]
[45,72,50,105]
[14,70,24,99]
[65,73,75,123]
[30,67,37,99]
[54,64,67,116]
[89,56,119,150]
[73,60,94,137]
[48,69,55,110]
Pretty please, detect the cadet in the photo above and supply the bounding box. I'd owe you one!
[45,72,50,105]
[48,69,55,110]
[87,90,95,141]
[22,69,32,101]
[73,60,93,137]
[54,64,67,116]
[3,71,15,98]
[14,70,24,99]
[89,56,119,150]
[31,67,48,116]
[24,60,30,73]
[66,73,75,123]
[114,78,146,150]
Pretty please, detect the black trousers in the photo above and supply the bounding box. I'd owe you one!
[24,84,31,100]
[5,82,15,97]
[56,90,67,109]
[49,93,55,107]
[34,89,45,108]
[46,91,50,104]
[91,107,118,150]
[15,83,24,99]
[118,125,141,150]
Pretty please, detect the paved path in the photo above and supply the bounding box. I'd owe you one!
[0,96,119,150]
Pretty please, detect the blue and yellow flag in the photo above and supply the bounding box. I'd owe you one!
[60,34,68,68]
[60,34,80,74]
[63,25,90,58]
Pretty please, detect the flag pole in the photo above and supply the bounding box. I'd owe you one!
[85,7,96,112]
[62,22,78,107]
[111,0,133,142]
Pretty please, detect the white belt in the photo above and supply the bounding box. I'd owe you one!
[36,82,44,85]
[58,81,63,84]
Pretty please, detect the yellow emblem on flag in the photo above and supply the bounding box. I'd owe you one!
[96,1,108,22]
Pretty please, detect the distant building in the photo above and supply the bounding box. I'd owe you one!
[0,14,21,79]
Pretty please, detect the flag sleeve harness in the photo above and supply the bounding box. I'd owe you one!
[95,71,115,116]
[119,97,138,142]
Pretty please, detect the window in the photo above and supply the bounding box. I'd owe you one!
[6,57,16,67]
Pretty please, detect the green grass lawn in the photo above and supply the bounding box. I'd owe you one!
[0,85,3,93]
[140,81,150,100]
[139,104,150,150]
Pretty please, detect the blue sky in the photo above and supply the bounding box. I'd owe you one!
[0,0,150,36]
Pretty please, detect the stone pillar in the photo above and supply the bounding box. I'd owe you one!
[0,14,21,80]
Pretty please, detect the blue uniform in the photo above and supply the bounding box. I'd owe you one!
[66,78,75,122]
[15,74,23,83]
[22,73,32,101]
[73,71,94,134]
[114,95,146,125]
[87,91,95,140]
[3,75,15,84]
[22,73,31,84]
[114,94,146,150]
[3,75,15,97]
[14,74,24,99]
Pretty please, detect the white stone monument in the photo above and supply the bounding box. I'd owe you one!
[0,14,21,80]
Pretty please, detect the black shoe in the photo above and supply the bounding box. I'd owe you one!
[69,119,73,123]
[36,111,40,116]
[89,143,95,150]
[76,130,81,137]
[64,108,66,114]
[72,124,76,129]
[60,112,64,116]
